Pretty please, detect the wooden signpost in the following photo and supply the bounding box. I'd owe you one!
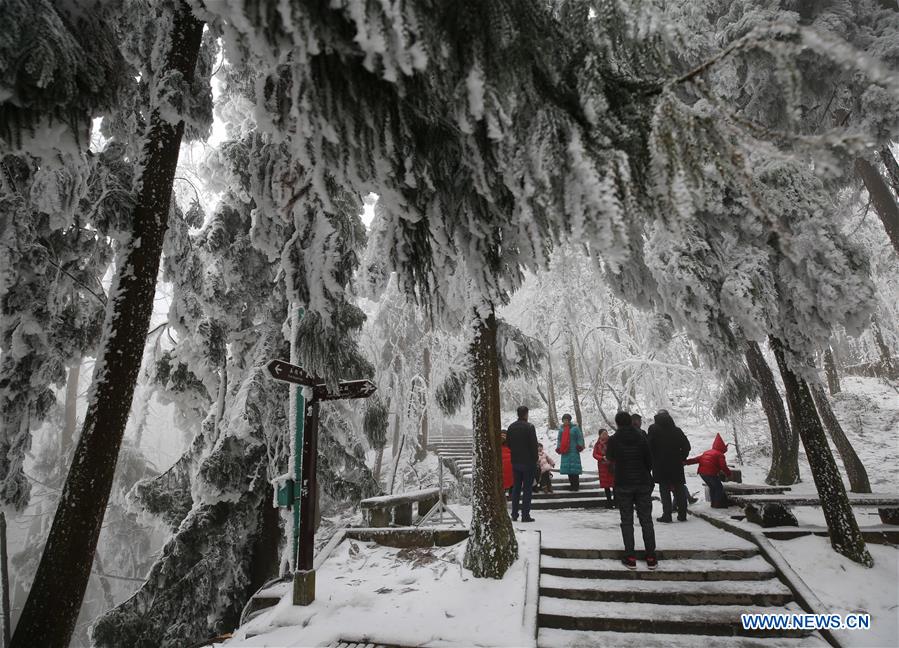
[266,359,376,605]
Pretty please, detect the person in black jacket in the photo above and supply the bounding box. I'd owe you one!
[506,405,539,522]
[606,410,657,570]
[648,410,691,522]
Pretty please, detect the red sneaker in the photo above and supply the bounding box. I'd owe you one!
[622,555,637,570]
[645,555,658,570]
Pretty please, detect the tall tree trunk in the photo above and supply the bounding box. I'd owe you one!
[546,355,558,430]
[418,341,431,460]
[730,420,744,465]
[856,158,899,255]
[744,341,800,485]
[1,512,9,648]
[880,146,899,198]
[809,384,872,494]
[92,552,115,611]
[372,446,385,482]
[390,355,403,449]
[823,346,841,395]
[463,309,517,579]
[10,6,205,647]
[769,337,872,566]
[565,336,583,429]
[61,363,80,458]
[870,315,897,378]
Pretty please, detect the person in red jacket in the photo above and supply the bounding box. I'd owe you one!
[501,430,514,494]
[592,428,615,508]
[685,433,732,508]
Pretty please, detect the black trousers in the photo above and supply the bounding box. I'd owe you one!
[567,474,580,491]
[539,471,552,490]
[659,482,687,520]
[511,463,535,518]
[614,486,656,555]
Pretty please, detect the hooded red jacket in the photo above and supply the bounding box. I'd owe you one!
[685,433,732,477]
[502,445,514,489]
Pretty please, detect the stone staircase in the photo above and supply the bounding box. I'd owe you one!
[508,471,611,511]
[536,545,828,647]
[427,425,473,485]
[531,471,610,510]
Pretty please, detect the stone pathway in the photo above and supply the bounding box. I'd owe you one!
[527,507,827,647]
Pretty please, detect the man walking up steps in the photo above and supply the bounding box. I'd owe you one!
[507,405,539,522]
[607,410,657,570]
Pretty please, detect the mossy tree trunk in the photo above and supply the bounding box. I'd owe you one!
[463,309,518,579]
[769,336,872,566]
[744,341,800,485]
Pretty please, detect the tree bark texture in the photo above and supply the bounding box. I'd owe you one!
[880,146,899,198]
[823,346,841,395]
[1,512,9,648]
[463,310,518,578]
[372,446,385,482]
[809,384,872,494]
[546,355,558,430]
[856,157,899,256]
[418,342,431,459]
[744,341,800,485]
[769,337,872,566]
[566,337,583,429]
[61,363,80,458]
[870,315,897,378]
[10,5,205,647]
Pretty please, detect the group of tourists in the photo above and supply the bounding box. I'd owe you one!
[501,406,734,570]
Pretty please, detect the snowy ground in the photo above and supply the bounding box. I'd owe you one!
[453,502,756,553]
[772,536,899,648]
[219,530,540,648]
[221,377,897,648]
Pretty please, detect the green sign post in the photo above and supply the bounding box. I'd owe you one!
[266,358,376,605]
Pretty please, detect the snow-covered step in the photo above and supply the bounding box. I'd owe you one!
[551,476,599,484]
[540,573,792,606]
[526,496,610,510]
[538,598,810,637]
[527,488,603,499]
[539,554,777,581]
[537,628,828,648]
[541,546,758,560]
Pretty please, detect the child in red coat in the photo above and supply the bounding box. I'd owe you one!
[592,429,616,508]
[685,433,731,508]
[501,430,513,493]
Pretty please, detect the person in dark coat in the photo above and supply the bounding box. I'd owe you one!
[632,413,647,439]
[606,411,657,570]
[506,405,539,522]
[647,410,691,522]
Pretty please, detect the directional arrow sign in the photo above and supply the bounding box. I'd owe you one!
[266,360,317,386]
[312,379,377,401]
[267,360,376,401]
